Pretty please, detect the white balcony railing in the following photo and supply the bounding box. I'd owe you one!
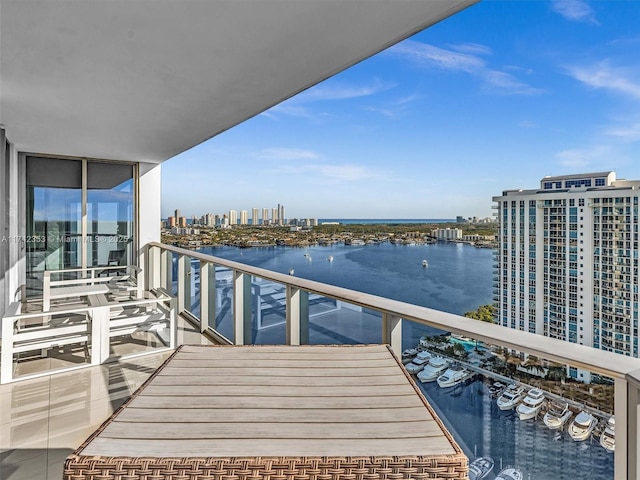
[144,241,640,480]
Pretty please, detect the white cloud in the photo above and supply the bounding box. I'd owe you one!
[449,43,493,56]
[551,0,599,25]
[605,123,640,142]
[555,145,611,168]
[390,40,543,95]
[567,61,640,99]
[275,163,382,182]
[257,148,320,161]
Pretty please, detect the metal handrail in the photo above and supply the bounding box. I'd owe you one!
[148,242,640,380]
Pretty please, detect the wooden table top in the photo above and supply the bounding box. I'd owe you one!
[78,344,461,458]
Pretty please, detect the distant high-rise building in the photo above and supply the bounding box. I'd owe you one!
[272,207,278,224]
[168,216,176,227]
[229,210,238,225]
[174,209,181,226]
[494,171,640,381]
[178,216,187,228]
[240,210,248,225]
[278,203,285,226]
[262,208,269,225]
[252,208,259,225]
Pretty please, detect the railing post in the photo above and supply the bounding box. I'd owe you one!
[200,261,216,333]
[286,286,309,345]
[147,245,161,291]
[177,255,191,314]
[623,371,640,480]
[382,313,402,355]
[160,249,172,290]
[233,271,252,345]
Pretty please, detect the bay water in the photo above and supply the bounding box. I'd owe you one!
[196,241,614,480]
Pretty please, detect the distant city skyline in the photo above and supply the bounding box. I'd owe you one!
[162,0,640,219]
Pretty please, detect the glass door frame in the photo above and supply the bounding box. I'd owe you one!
[22,153,138,287]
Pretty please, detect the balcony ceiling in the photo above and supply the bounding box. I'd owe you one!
[0,0,477,163]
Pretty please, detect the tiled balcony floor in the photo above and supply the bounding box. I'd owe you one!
[0,316,214,480]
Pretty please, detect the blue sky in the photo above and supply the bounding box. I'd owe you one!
[162,0,640,220]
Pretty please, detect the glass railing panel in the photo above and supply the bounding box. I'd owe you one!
[188,258,200,318]
[308,301,381,345]
[251,277,286,345]
[400,325,615,480]
[213,266,234,341]
[170,252,179,296]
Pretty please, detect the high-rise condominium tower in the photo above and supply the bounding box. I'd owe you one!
[262,208,269,225]
[240,210,248,225]
[228,209,238,226]
[252,208,259,225]
[494,172,640,381]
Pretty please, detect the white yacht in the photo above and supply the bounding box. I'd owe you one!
[496,384,526,410]
[568,410,598,441]
[422,259,428,267]
[516,388,545,420]
[404,351,431,374]
[401,348,418,364]
[327,256,334,262]
[416,356,449,383]
[468,457,494,480]
[599,416,615,452]
[495,467,523,480]
[436,365,473,388]
[543,401,573,430]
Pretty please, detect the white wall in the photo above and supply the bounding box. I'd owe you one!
[138,162,161,247]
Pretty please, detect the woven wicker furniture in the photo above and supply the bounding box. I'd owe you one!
[64,344,468,479]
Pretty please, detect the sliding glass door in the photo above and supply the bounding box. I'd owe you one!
[25,156,135,295]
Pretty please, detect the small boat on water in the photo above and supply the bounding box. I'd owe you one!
[404,351,432,374]
[289,268,295,275]
[600,416,615,452]
[422,259,428,267]
[416,356,449,383]
[495,467,523,480]
[516,388,546,420]
[468,456,494,480]
[496,384,526,410]
[436,364,473,388]
[568,410,598,441]
[327,256,333,262]
[303,253,310,257]
[543,401,573,430]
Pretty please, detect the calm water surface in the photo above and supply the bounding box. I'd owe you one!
[197,242,614,480]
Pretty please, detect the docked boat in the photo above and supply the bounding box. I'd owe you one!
[468,456,494,480]
[401,348,418,364]
[495,467,523,480]
[599,416,615,452]
[422,259,428,267]
[436,364,473,388]
[516,388,545,420]
[416,356,449,383]
[496,384,526,410]
[568,410,598,441]
[404,351,431,374]
[543,401,573,430]
[488,381,506,396]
